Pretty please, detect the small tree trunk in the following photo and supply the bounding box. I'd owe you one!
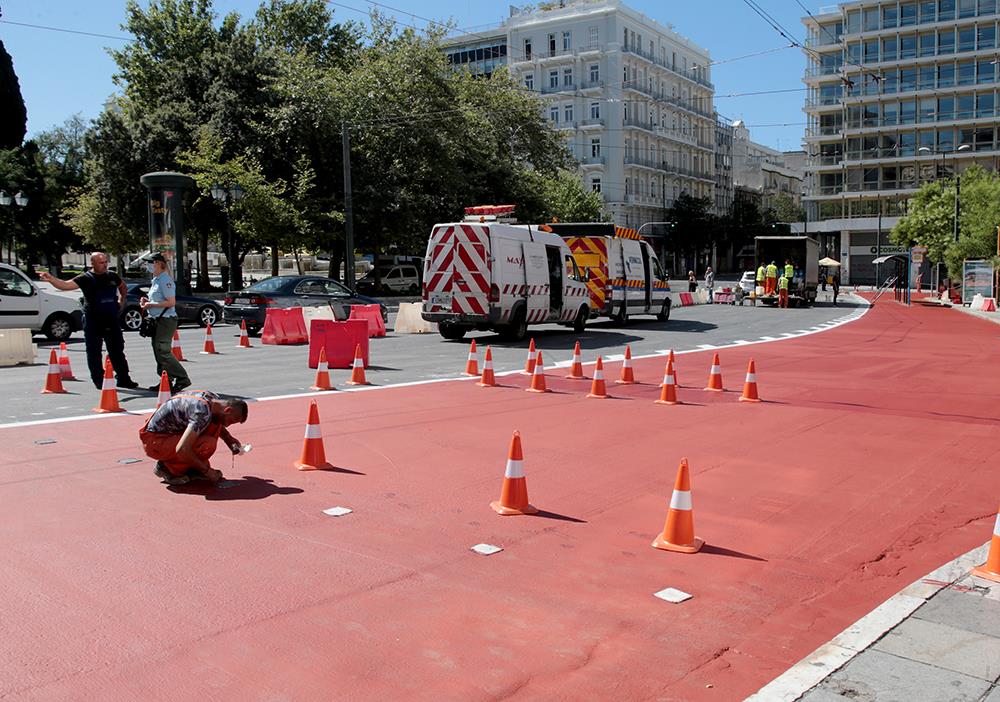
[271,240,279,277]
[293,248,303,275]
[197,229,210,290]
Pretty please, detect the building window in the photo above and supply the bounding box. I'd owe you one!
[590,101,600,119]
[563,68,573,86]
[591,138,601,157]
[549,70,558,88]
[549,105,559,123]
[959,0,976,17]
[978,26,996,50]
[939,0,956,21]
[523,38,532,60]
[591,177,601,193]
[524,72,534,90]
[958,27,975,52]
[588,26,598,49]
[939,28,955,54]
[564,103,574,123]
[548,33,556,54]
[562,31,571,51]
[590,64,599,83]
[919,1,936,23]
[900,3,917,26]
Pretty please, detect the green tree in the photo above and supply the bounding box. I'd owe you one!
[666,193,714,273]
[0,36,27,149]
[528,169,608,223]
[768,193,805,224]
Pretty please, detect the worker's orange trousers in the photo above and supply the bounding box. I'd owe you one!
[779,289,789,308]
[765,278,776,295]
[140,423,222,476]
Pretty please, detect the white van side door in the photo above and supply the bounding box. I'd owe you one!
[0,266,42,331]
[522,241,549,324]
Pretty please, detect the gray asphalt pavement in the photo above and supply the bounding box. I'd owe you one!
[3,293,863,425]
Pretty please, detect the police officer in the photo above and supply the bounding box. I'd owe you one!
[40,252,139,390]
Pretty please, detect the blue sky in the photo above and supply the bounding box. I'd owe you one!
[2,0,830,150]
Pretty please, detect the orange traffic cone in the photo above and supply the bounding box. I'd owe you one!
[464,339,479,376]
[311,347,335,391]
[704,352,724,392]
[237,320,252,348]
[346,344,369,385]
[41,349,67,394]
[93,358,124,413]
[616,345,636,384]
[294,400,333,471]
[523,338,536,375]
[490,431,537,516]
[566,341,586,379]
[668,349,680,387]
[652,458,704,553]
[201,324,219,354]
[739,359,761,403]
[587,356,609,399]
[971,505,1000,583]
[171,329,186,361]
[477,346,497,387]
[655,359,679,405]
[58,342,75,380]
[527,350,549,393]
[155,371,171,408]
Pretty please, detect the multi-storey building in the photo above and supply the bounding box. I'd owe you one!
[715,114,735,217]
[800,0,1000,284]
[445,0,717,231]
[732,121,805,215]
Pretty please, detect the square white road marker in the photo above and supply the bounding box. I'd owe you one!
[654,587,692,603]
[323,506,353,517]
[471,543,503,556]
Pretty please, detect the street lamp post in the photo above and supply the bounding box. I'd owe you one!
[638,221,676,271]
[0,190,29,265]
[210,183,245,291]
[918,144,971,243]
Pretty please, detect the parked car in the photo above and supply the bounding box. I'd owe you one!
[355,264,421,295]
[222,275,388,335]
[0,263,83,341]
[121,282,222,332]
[739,271,756,294]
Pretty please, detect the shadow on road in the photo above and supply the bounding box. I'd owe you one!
[168,475,304,500]
[700,544,768,562]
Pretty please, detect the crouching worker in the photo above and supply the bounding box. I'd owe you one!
[140,390,248,485]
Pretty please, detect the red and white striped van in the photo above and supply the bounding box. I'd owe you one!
[422,219,590,341]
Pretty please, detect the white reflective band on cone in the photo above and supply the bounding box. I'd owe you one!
[710,365,720,374]
[318,362,328,371]
[593,369,603,379]
[670,489,692,511]
[993,513,1000,537]
[664,375,675,386]
[48,364,59,373]
[104,380,116,390]
[304,424,323,439]
[484,360,493,369]
[504,459,524,478]
[745,373,756,383]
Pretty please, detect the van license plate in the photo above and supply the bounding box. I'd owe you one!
[430,292,452,307]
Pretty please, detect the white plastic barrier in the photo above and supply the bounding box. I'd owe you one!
[695,288,710,305]
[394,302,436,333]
[0,329,37,366]
[970,293,984,311]
[300,305,337,332]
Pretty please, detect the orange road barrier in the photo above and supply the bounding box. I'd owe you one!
[237,320,253,348]
[655,359,679,405]
[490,430,537,516]
[41,349,67,394]
[464,339,479,376]
[652,458,704,553]
[201,324,219,354]
[971,505,1000,583]
[704,352,724,392]
[345,344,369,385]
[171,329,186,361]
[93,358,124,413]
[616,344,636,384]
[668,348,679,387]
[587,356,609,399]
[477,346,497,387]
[311,347,335,391]
[523,338,537,375]
[294,400,333,471]
[58,342,75,380]
[739,359,761,403]
[566,341,586,379]
[156,371,171,408]
[527,350,549,393]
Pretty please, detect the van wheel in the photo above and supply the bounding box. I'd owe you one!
[43,313,73,342]
[572,306,588,333]
[499,309,527,342]
[439,322,467,340]
[656,300,671,322]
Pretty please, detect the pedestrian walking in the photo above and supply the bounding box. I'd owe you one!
[778,273,790,308]
[39,252,139,390]
[832,273,841,306]
[687,270,697,293]
[141,253,191,393]
[704,266,715,302]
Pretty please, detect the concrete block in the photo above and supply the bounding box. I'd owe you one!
[0,329,36,366]
[874,617,1000,681]
[393,302,435,334]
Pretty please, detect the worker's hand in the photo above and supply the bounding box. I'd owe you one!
[228,439,241,455]
[38,271,53,282]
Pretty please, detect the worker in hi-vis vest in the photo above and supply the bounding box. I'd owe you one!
[765,261,778,295]
[756,264,765,290]
[784,260,795,290]
[778,273,790,308]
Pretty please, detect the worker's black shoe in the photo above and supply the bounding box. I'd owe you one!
[171,379,192,394]
[153,462,191,485]
[118,378,140,390]
[146,383,163,392]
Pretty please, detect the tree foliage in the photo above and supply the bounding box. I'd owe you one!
[0,38,27,149]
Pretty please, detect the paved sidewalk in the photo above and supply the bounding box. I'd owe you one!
[747,543,1000,701]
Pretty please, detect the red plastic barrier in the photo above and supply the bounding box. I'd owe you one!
[679,293,694,306]
[308,319,369,369]
[983,298,997,312]
[262,308,309,345]
[348,304,387,338]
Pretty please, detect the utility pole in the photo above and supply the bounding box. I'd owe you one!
[342,122,355,288]
[876,196,882,288]
[953,175,961,243]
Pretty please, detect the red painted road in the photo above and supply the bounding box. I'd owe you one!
[3,301,999,701]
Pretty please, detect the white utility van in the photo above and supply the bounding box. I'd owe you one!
[422,217,590,341]
[0,263,83,340]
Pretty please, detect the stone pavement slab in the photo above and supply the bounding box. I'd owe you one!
[872,616,1000,681]
[913,588,1000,639]
[986,685,1000,701]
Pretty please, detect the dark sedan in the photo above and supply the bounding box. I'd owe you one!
[121,282,223,332]
[222,275,388,335]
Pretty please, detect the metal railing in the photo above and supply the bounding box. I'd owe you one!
[620,46,714,89]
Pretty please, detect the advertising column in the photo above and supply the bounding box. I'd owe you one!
[139,172,195,295]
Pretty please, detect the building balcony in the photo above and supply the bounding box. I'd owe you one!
[580,156,605,166]
[580,118,604,128]
[805,65,844,79]
[541,83,577,94]
[622,81,714,119]
[805,35,843,49]
[620,46,714,90]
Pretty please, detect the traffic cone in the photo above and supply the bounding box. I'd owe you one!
[739,359,761,403]
[704,352,724,392]
[57,342,75,380]
[490,431,537,516]
[523,338,537,375]
[668,349,680,387]
[171,329,186,361]
[93,358,124,413]
[311,347,334,391]
[155,371,171,408]
[464,339,479,376]
[971,505,1000,583]
[652,458,704,553]
[346,344,369,385]
[201,324,219,354]
[527,350,549,393]
[294,400,333,471]
[477,346,497,387]
[566,341,586,379]
[237,320,252,348]
[616,345,636,384]
[41,349,67,394]
[587,356,608,399]
[655,359,679,405]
